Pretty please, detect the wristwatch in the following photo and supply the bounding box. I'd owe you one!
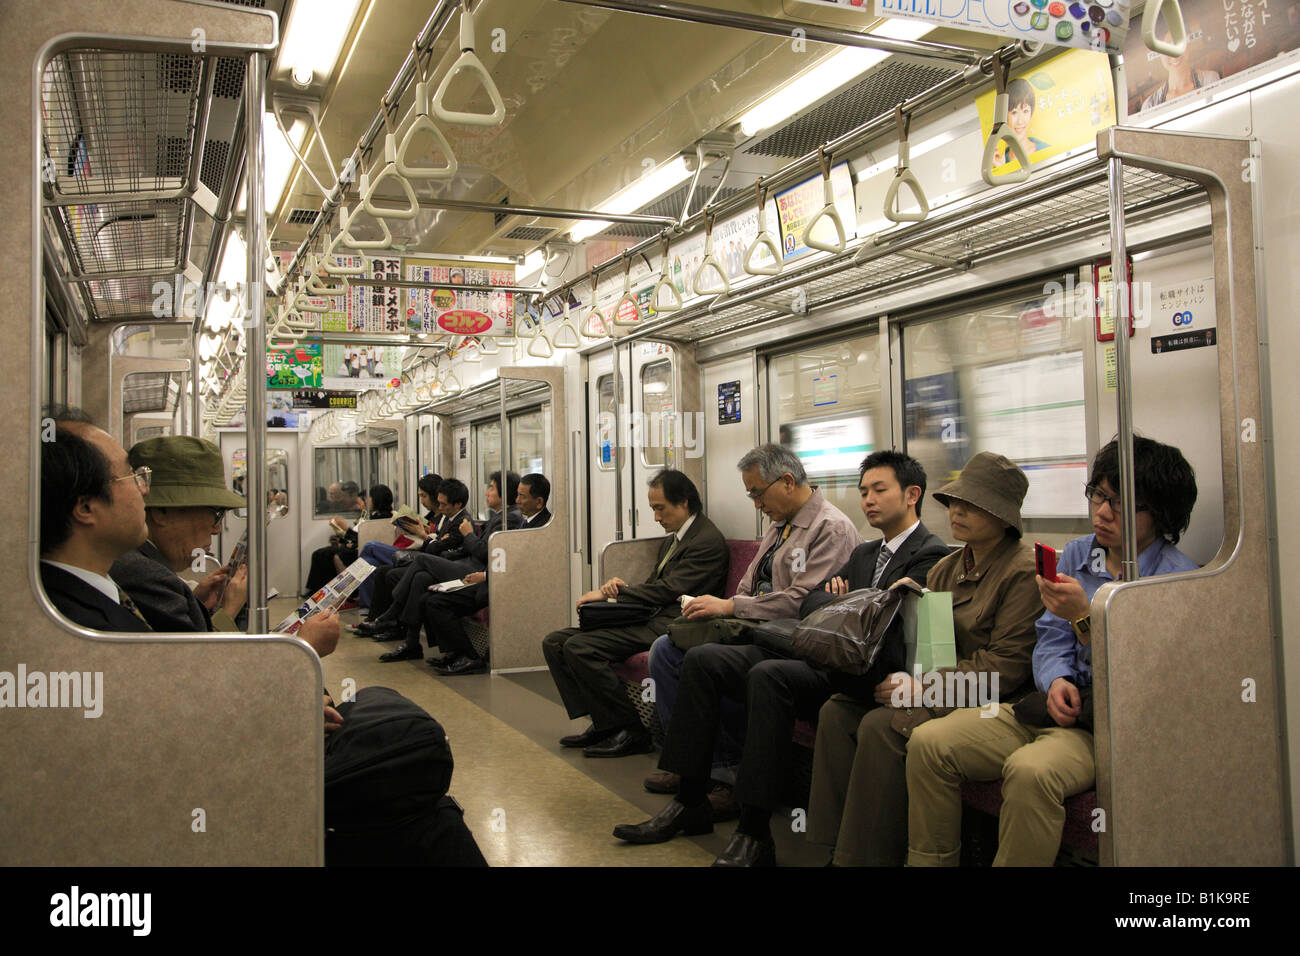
[1071,614,1092,643]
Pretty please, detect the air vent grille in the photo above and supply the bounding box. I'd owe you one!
[505,226,553,241]
[213,57,246,99]
[288,208,320,226]
[199,138,231,194]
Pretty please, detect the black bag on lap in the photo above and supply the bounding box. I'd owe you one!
[324,686,486,866]
[578,599,661,631]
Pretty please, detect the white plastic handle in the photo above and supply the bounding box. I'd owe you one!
[1143,0,1188,57]
[397,80,459,181]
[883,168,930,224]
[431,7,506,128]
[340,202,394,251]
[802,177,846,254]
[582,307,609,340]
[322,231,368,275]
[613,267,642,327]
[293,291,328,315]
[743,204,782,276]
[361,136,421,221]
[477,335,500,355]
[651,271,683,313]
[527,331,554,358]
[693,230,731,296]
[459,335,482,361]
[981,93,1032,186]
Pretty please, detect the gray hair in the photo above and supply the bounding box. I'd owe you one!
[737,443,808,486]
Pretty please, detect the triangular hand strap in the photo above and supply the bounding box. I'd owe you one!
[527,332,554,357]
[803,177,846,253]
[362,141,421,221]
[883,167,930,223]
[398,81,459,180]
[651,272,683,312]
[1143,0,1188,56]
[340,202,394,250]
[980,93,1032,186]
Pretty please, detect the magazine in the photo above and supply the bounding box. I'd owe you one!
[273,558,376,634]
[428,577,474,593]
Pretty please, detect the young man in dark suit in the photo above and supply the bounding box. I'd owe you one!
[543,470,729,757]
[616,450,949,866]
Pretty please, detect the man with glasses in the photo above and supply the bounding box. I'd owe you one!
[905,437,1198,866]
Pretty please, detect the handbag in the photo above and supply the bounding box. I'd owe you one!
[667,616,753,651]
[777,586,908,676]
[578,599,661,631]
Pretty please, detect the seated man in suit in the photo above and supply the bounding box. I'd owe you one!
[356,477,469,629]
[615,443,865,860]
[39,410,153,632]
[374,471,521,659]
[543,470,728,752]
[421,472,554,676]
[108,436,339,655]
[356,471,444,607]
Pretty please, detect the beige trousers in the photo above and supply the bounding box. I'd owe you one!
[905,704,1095,866]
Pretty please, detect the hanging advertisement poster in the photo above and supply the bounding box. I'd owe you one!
[321,345,404,391]
[266,344,323,389]
[405,257,516,336]
[774,163,856,260]
[1123,0,1300,115]
[976,49,1116,178]
[346,256,404,334]
[876,0,1133,54]
[292,390,359,410]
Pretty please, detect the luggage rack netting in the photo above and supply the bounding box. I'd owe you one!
[51,198,188,278]
[85,276,168,319]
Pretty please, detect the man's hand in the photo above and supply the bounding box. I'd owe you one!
[681,595,734,620]
[1046,677,1081,727]
[576,588,605,608]
[600,576,627,599]
[824,576,850,596]
[323,693,343,735]
[1037,573,1090,624]
[219,565,249,618]
[463,571,487,585]
[194,568,229,611]
[298,611,340,658]
[459,518,474,537]
[875,672,922,708]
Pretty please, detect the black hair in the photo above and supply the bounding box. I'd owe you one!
[368,483,394,512]
[520,472,550,505]
[417,473,443,500]
[41,425,113,555]
[438,478,470,508]
[489,470,521,506]
[339,480,361,500]
[1090,437,1197,544]
[859,450,928,517]
[1008,77,1035,114]
[648,469,702,515]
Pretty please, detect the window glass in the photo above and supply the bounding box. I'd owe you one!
[640,360,674,468]
[510,406,547,476]
[475,422,501,518]
[312,447,377,517]
[595,374,615,472]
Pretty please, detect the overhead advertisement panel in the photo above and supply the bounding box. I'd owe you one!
[874,0,1133,54]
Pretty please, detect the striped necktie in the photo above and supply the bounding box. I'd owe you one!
[117,590,153,629]
[655,536,679,577]
[871,544,893,588]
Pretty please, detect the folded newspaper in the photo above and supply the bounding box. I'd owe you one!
[273,558,375,634]
[428,578,474,593]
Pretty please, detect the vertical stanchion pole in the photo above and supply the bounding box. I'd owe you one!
[499,376,509,518]
[1108,156,1139,581]
[612,340,624,540]
[245,52,268,632]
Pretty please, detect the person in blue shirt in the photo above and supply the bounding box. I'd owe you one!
[903,436,1199,866]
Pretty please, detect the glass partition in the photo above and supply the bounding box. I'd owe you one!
[312,446,378,517]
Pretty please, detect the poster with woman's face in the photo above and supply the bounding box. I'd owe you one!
[1124,0,1300,115]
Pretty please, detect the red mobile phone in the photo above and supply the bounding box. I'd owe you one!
[1034,542,1059,582]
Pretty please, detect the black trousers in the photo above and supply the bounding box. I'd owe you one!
[305,544,357,594]
[422,583,490,656]
[542,618,669,733]
[657,643,834,812]
[391,554,481,629]
[368,565,407,619]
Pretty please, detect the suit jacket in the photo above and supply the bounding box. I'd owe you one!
[460,507,522,565]
[422,508,471,557]
[110,541,215,633]
[40,562,150,633]
[519,507,552,529]
[615,513,729,618]
[799,521,950,618]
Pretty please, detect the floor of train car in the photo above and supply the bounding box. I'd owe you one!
[283,596,829,867]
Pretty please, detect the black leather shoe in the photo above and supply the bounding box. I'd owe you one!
[378,643,423,662]
[353,618,397,636]
[613,800,713,844]
[426,653,453,667]
[710,831,776,867]
[643,770,680,794]
[560,724,617,749]
[434,654,487,676]
[584,728,654,758]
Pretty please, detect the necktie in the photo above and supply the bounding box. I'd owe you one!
[871,544,893,588]
[117,590,153,629]
[655,536,679,577]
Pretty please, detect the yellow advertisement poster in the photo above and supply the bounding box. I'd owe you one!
[774,163,857,259]
[975,49,1116,178]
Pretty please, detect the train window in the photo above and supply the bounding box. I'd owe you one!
[474,421,502,518]
[770,331,882,532]
[640,360,674,469]
[902,291,1091,542]
[595,374,615,472]
[267,450,289,517]
[312,447,377,517]
[510,407,547,476]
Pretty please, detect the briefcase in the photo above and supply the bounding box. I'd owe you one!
[577,599,661,631]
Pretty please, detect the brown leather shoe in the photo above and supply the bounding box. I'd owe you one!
[707,783,740,823]
[643,770,680,794]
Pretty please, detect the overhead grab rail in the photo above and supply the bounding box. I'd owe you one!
[271,96,340,199]
[743,184,782,276]
[432,0,507,127]
[1142,0,1188,56]
[613,254,643,327]
[651,232,684,313]
[883,106,930,223]
[802,150,846,254]
[397,45,460,181]
[981,59,1032,187]
[693,210,730,295]
[362,101,422,221]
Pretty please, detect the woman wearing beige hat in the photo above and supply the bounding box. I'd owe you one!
[806,451,1044,866]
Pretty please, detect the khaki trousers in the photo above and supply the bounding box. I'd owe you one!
[905,704,1095,866]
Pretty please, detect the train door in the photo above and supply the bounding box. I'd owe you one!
[215,435,300,598]
[586,348,631,553]
[628,343,682,538]
[472,419,501,518]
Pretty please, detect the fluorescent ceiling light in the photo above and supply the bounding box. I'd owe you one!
[276,0,365,87]
[737,20,935,138]
[521,249,546,277]
[264,113,308,216]
[570,156,693,243]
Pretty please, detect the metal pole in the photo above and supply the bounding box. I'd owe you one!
[499,378,509,521]
[612,340,624,540]
[245,52,269,632]
[1107,156,1139,581]
[365,195,678,227]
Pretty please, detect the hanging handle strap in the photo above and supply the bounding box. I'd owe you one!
[432,1,507,127]
[613,255,642,327]
[651,232,683,313]
[692,210,731,295]
[1143,0,1189,57]
[362,101,421,220]
[743,183,782,276]
[981,60,1032,186]
[883,107,930,223]
[339,201,394,251]
[582,273,609,339]
[554,297,581,348]
[397,47,460,180]
[802,150,846,253]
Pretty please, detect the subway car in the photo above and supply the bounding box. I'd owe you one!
[4,0,1297,873]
